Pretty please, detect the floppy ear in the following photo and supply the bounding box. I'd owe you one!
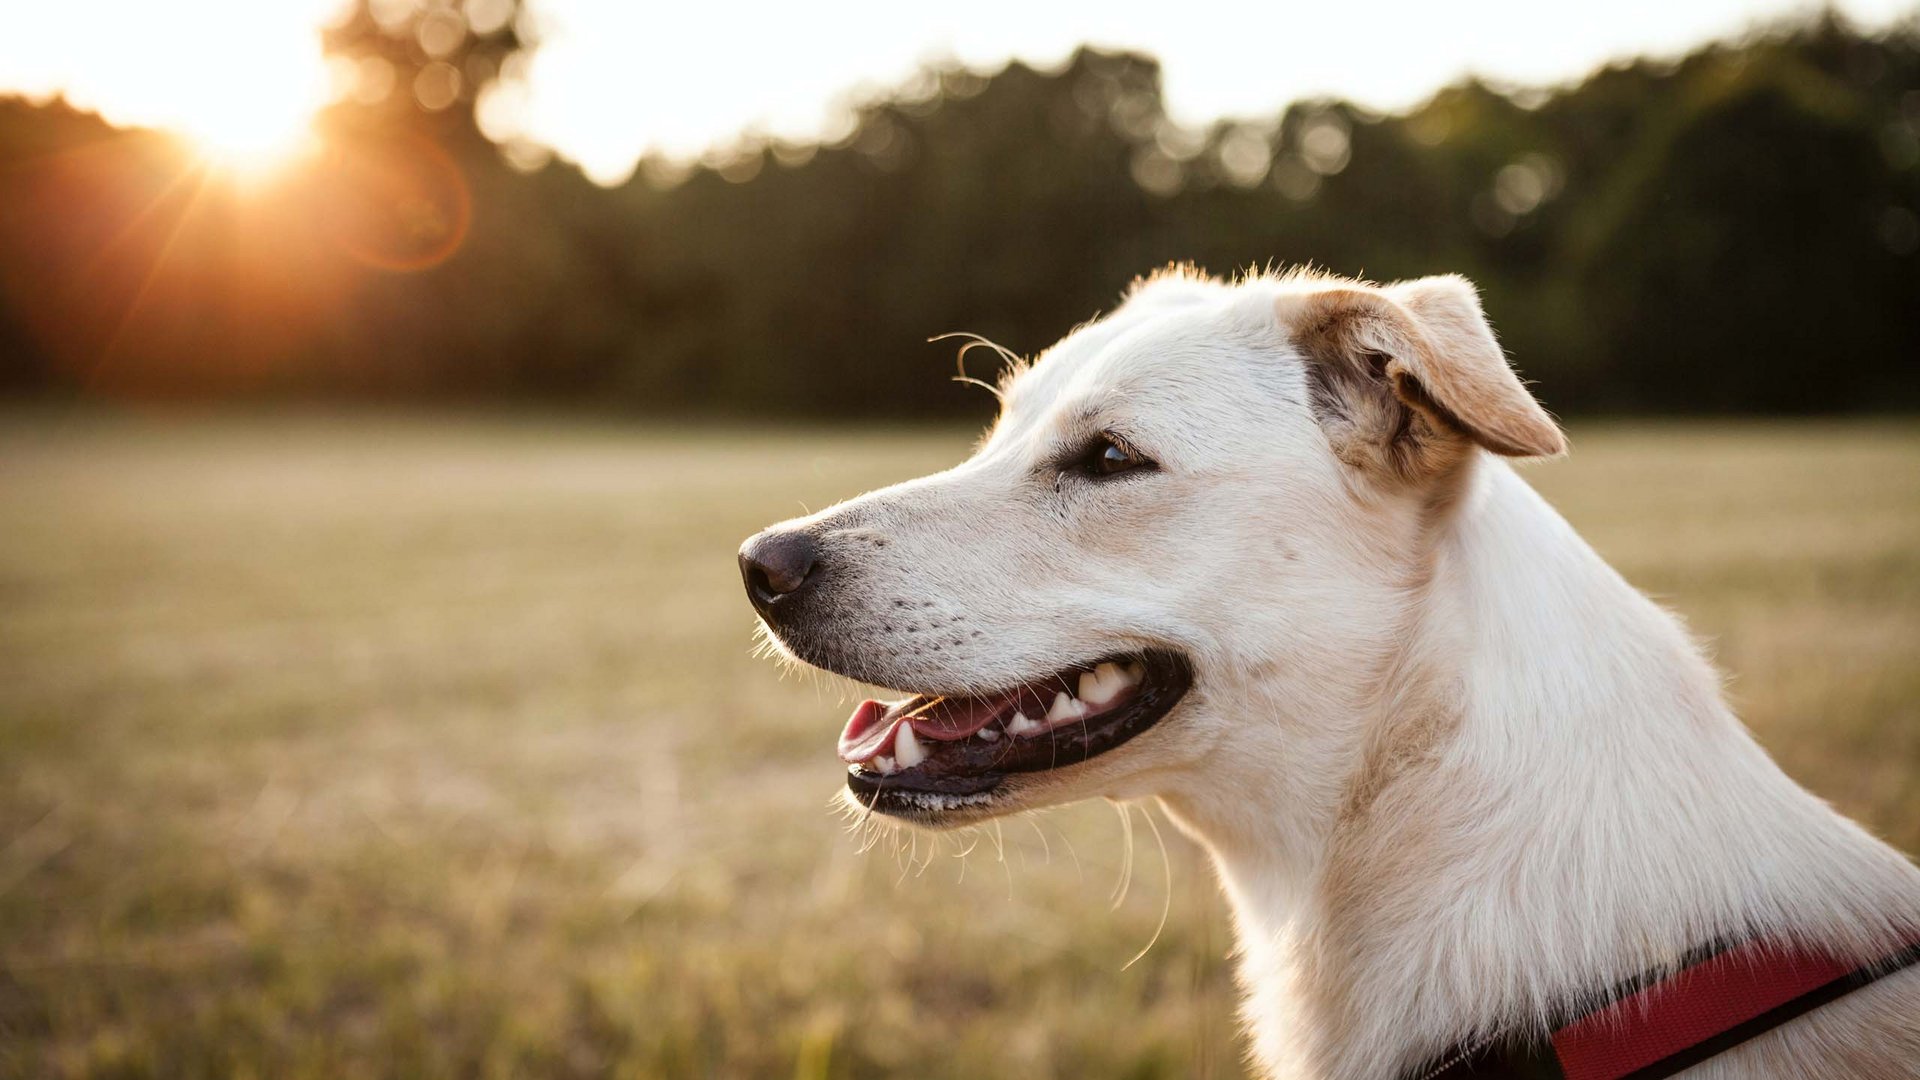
[1275,275,1564,481]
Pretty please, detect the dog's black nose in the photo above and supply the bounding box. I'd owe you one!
[739,529,819,611]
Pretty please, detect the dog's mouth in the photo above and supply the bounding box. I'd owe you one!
[840,650,1193,816]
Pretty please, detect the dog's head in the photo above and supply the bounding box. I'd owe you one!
[740,268,1562,827]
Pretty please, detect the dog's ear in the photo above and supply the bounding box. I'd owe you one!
[1276,275,1564,481]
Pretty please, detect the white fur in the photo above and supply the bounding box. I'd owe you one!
[750,269,1920,1078]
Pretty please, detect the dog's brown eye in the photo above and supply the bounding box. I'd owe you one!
[1082,435,1154,478]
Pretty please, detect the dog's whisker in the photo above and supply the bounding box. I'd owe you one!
[951,825,983,886]
[994,819,1013,902]
[1024,813,1052,867]
[1121,803,1174,972]
[914,831,938,878]
[1110,798,1135,912]
[952,828,982,860]
[910,829,923,875]
[930,331,1025,408]
[1051,816,1084,886]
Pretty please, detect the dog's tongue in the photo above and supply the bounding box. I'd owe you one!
[837,695,1005,763]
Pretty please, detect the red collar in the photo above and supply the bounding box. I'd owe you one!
[1408,935,1920,1080]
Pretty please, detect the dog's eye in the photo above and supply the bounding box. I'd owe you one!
[1079,434,1155,479]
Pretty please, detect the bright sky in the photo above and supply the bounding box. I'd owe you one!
[4,0,1914,183]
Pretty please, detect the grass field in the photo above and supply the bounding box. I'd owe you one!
[1,412,1916,1079]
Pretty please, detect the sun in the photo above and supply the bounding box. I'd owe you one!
[179,97,319,178]
[4,0,341,179]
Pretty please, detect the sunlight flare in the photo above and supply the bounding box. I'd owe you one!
[180,102,319,178]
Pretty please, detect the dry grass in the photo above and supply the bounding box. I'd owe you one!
[0,411,1914,1079]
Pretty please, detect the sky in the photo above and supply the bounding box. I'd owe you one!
[4,0,1914,184]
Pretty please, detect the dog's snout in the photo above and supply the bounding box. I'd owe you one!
[739,529,819,613]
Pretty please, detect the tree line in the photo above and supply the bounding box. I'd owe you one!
[1,7,1915,419]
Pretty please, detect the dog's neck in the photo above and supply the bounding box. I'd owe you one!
[1159,458,1920,1080]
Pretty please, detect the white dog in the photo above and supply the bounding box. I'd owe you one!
[740,267,1920,1079]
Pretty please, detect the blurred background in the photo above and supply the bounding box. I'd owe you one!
[0,1,1916,1077]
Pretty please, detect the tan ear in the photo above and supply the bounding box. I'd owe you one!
[1383,275,1565,458]
[1276,276,1564,479]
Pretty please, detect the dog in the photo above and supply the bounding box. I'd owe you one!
[739,267,1920,1079]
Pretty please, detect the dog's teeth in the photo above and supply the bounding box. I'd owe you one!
[894,723,927,768]
[977,727,1000,742]
[1121,661,1144,685]
[1046,691,1087,724]
[1007,712,1039,735]
[1077,669,1107,704]
[872,755,896,775]
[1078,662,1128,706]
